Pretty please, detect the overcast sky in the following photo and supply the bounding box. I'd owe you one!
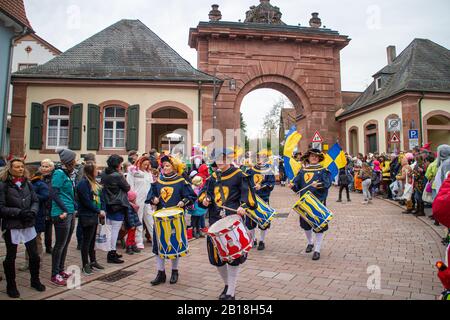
[23,0,450,137]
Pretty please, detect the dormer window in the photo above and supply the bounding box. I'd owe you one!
[375,77,382,91]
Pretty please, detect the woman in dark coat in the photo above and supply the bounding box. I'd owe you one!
[0,158,45,298]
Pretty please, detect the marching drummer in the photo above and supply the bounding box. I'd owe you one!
[289,148,332,261]
[145,155,197,286]
[246,149,276,251]
[199,148,257,300]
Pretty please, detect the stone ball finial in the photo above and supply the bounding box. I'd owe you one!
[209,4,222,21]
[309,12,322,28]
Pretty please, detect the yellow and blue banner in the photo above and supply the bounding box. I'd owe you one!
[283,125,302,181]
[322,142,347,179]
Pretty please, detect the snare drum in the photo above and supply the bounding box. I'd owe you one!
[243,195,277,230]
[153,207,189,259]
[292,191,333,232]
[207,215,252,262]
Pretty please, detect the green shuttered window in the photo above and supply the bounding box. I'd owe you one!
[68,104,83,150]
[87,104,100,150]
[126,105,140,151]
[30,103,43,150]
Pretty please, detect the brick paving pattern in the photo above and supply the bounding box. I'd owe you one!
[0,186,446,300]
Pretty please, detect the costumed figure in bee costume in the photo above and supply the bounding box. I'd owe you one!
[289,149,332,261]
[246,149,275,251]
[145,155,197,285]
[199,148,257,300]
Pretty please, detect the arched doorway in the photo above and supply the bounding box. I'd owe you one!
[146,102,193,156]
[423,111,450,151]
[348,126,358,156]
[364,120,379,154]
[190,2,350,150]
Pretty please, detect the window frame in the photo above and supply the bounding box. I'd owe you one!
[103,106,126,150]
[98,100,130,155]
[45,105,70,149]
[375,77,382,91]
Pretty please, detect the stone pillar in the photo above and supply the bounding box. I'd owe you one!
[401,96,420,151]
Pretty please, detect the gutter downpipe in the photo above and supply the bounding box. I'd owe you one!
[198,81,202,146]
[3,26,29,156]
[418,92,424,147]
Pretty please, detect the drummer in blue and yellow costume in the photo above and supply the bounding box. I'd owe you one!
[199,148,257,300]
[246,149,276,251]
[289,148,332,261]
[145,155,197,286]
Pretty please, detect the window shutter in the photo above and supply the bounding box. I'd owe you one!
[87,104,100,150]
[29,103,43,150]
[69,103,83,150]
[126,105,140,151]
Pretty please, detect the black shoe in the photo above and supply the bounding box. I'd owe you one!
[257,241,265,251]
[402,210,413,214]
[336,199,342,202]
[170,270,179,284]
[151,271,166,286]
[126,246,134,255]
[347,199,351,202]
[434,221,440,226]
[312,252,321,261]
[107,251,124,264]
[31,280,46,292]
[132,245,142,254]
[222,295,235,300]
[90,261,105,270]
[219,285,229,300]
[253,239,257,246]
[76,243,81,251]
[305,244,314,253]
[45,247,53,254]
[6,285,20,298]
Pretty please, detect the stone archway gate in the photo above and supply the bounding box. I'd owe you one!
[189,1,350,150]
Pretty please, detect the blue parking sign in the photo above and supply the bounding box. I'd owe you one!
[409,130,419,139]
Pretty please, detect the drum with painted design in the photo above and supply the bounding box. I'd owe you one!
[292,191,333,232]
[207,215,252,262]
[242,195,277,230]
[153,207,189,259]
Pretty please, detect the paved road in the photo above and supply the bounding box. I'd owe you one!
[1,186,447,300]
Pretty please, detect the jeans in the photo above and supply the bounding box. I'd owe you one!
[3,229,41,282]
[51,214,75,277]
[191,216,201,230]
[199,215,206,229]
[76,221,83,246]
[81,224,97,266]
[107,219,123,251]
[338,185,350,200]
[45,219,53,249]
[362,179,372,201]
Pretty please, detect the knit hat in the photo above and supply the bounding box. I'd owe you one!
[56,148,76,164]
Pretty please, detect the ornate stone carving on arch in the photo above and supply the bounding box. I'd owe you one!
[422,110,450,145]
[364,120,379,154]
[146,101,194,154]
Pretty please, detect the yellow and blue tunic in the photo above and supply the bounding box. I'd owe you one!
[145,173,197,256]
[292,163,332,233]
[246,164,276,203]
[198,166,257,266]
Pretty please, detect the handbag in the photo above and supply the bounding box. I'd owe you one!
[400,172,414,201]
[422,182,433,203]
[389,181,399,195]
[95,224,112,252]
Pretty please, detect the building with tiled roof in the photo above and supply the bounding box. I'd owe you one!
[337,39,450,155]
[10,19,218,164]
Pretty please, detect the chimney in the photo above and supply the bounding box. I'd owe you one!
[387,45,396,65]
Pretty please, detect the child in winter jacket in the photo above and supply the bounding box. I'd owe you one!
[187,176,207,238]
[125,191,143,255]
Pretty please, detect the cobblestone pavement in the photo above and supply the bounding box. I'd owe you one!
[1,185,447,300]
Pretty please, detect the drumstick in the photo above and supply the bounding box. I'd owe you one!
[295,181,322,195]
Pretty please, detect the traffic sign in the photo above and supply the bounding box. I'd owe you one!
[391,132,400,143]
[312,131,323,143]
[388,119,401,132]
[311,142,322,151]
[409,129,419,140]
